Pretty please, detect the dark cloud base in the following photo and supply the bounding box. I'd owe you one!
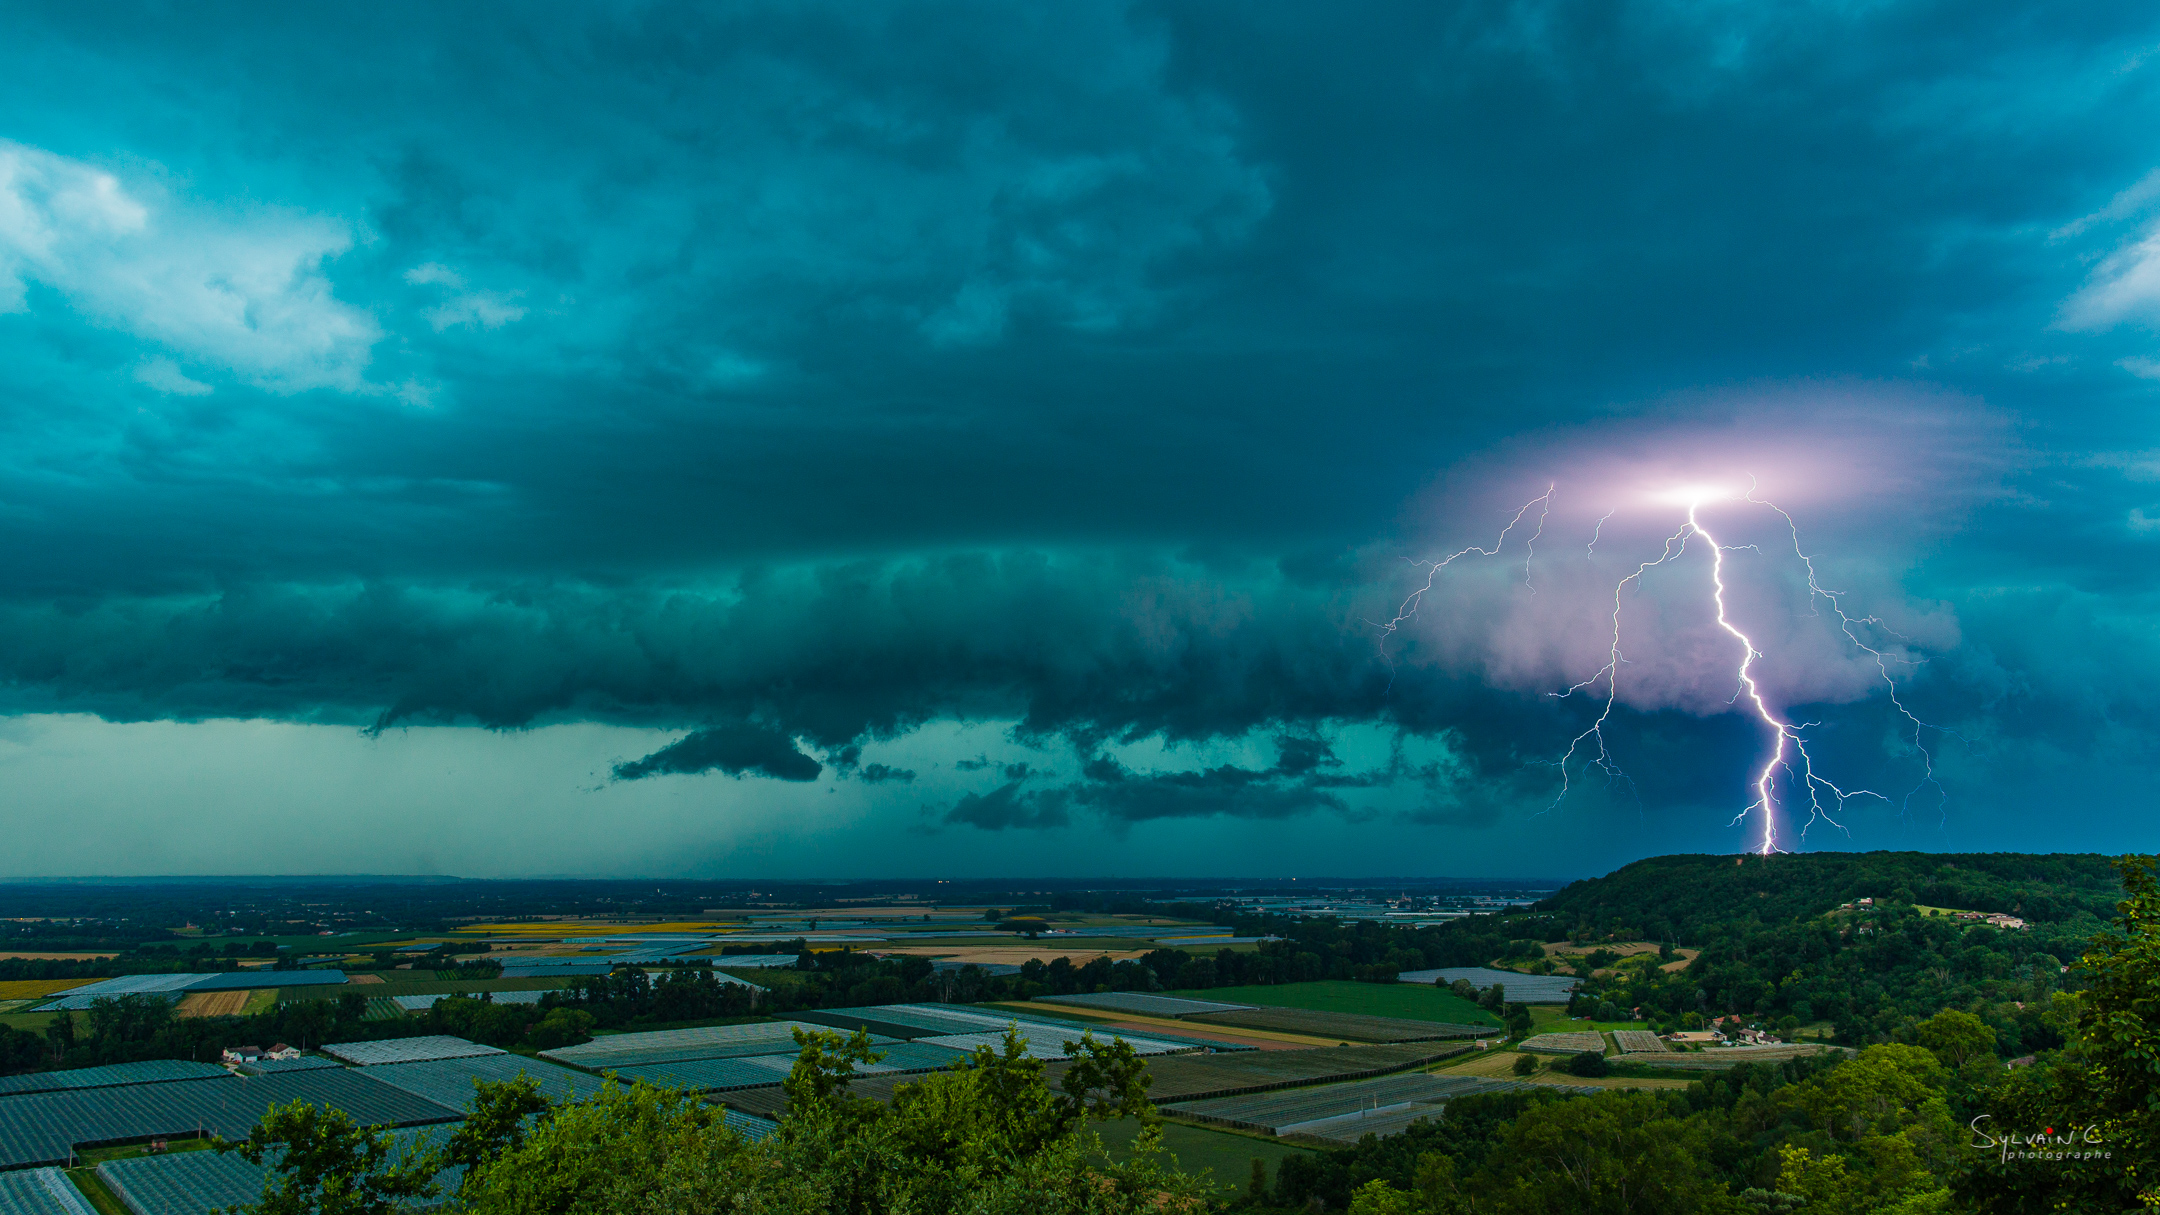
[0,552,2065,836]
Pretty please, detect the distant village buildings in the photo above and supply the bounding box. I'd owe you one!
[221,1043,300,1064]
[1834,897,2027,930]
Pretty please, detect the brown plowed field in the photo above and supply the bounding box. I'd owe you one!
[177,990,252,1018]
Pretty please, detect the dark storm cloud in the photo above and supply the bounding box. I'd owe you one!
[609,720,822,783]
[940,732,1389,831]
[0,2,2152,591]
[0,2,2157,850]
[945,783,1072,831]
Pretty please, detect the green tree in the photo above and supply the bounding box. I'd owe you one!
[440,1076,553,1179]
[526,1007,595,1051]
[1472,1089,1747,1214]
[219,1100,440,1215]
[457,1081,726,1215]
[1514,1052,1539,1076]
[781,1025,886,1112]
[1962,855,2160,1211]
[44,1011,73,1064]
[1412,1150,1463,1214]
[2071,854,2160,1202]
[1907,1009,1995,1069]
[1566,1050,1609,1078]
[1349,1177,1420,1215]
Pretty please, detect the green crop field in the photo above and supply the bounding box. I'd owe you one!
[1169,980,1499,1026]
[1528,1006,1645,1035]
[1094,1115,1311,1190]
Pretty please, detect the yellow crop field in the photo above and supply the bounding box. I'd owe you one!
[177,990,250,1018]
[0,979,93,999]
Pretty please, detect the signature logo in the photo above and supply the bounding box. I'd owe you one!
[1968,1116,2111,1163]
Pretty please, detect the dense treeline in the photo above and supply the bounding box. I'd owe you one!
[1274,1044,1989,1213]
[704,938,1415,1012]
[0,921,182,952]
[1533,856,2110,1052]
[0,952,265,983]
[1533,852,2121,943]
[1569,900,2080,1051]
[552,967,761,1026]
[0,989,601,1074]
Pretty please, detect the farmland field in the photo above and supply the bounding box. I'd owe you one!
[1616,1045,1845,1069]
[1140,1043,1467,1101]
[1436,1047,1692,1088]
[1169,981,1499,1026]
[1094,1116,1311,1189]
[175,990,251,1018]
[1185,1006,1491,1043]
[1165,1072,1523,1136]
[1518,1031,1607,1054]
[0,979,93,1000]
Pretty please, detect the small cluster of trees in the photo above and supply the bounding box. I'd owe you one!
[549,967,758,1027]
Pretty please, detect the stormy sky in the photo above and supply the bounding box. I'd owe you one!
[2,3,2156,878]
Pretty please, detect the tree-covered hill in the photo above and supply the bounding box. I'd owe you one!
[1535,851,2122,943]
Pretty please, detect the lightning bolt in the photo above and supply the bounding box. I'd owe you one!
[1746,483,1953,825]
[1375,484,1553,661]
[1387,482,1947,854]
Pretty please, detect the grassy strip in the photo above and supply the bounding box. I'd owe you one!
[65,1168,132,1215]
[76,1136,216,1164]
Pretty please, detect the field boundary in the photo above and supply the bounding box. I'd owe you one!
[1151,1044,1470,1107]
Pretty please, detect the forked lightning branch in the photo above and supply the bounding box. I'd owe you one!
[1382,483,1946,854]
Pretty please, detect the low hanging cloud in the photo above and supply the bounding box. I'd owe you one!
[609,719,822,782]
[0,518,2074,835]
[938,735,1377,832]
